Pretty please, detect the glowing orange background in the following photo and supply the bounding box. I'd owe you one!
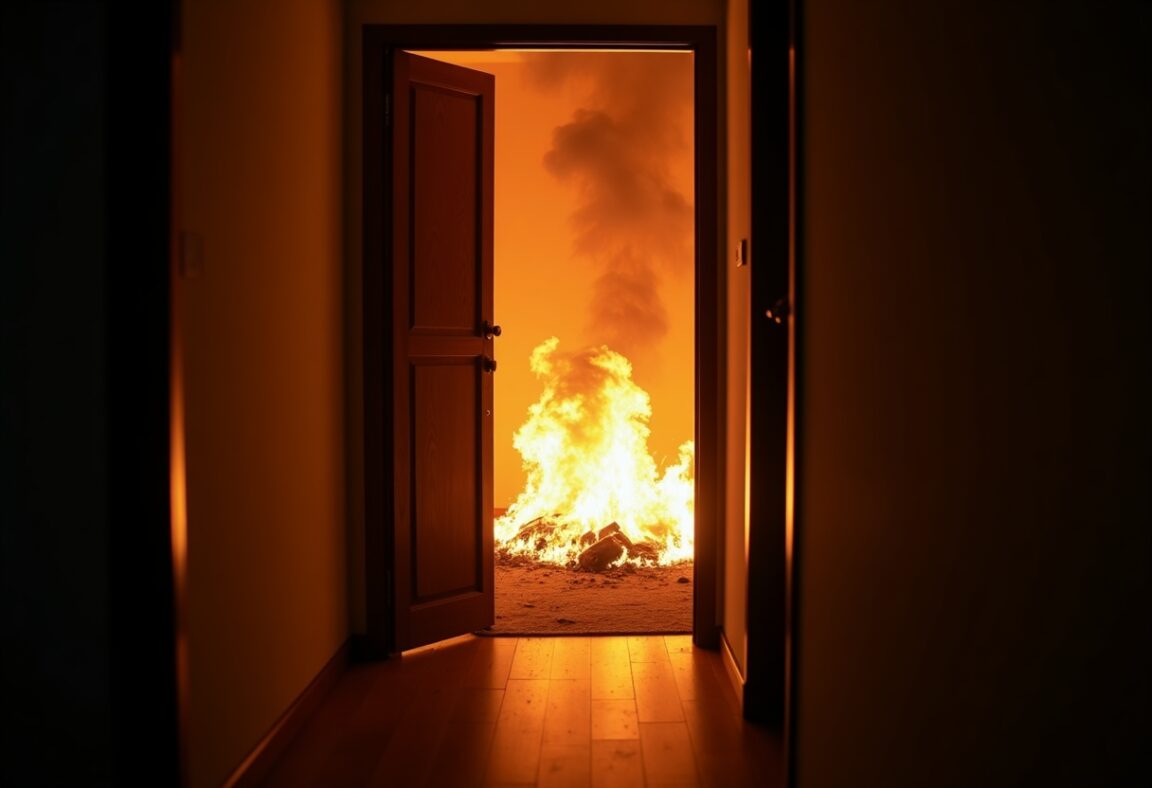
[418,51,695,507]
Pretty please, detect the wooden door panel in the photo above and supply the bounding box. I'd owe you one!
[388,51,495,650]
[411,83,481,333]
[411,360,481,601]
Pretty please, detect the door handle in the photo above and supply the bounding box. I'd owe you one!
[765,298,791,325]
[483,320,502,339]
[482,356,498,373]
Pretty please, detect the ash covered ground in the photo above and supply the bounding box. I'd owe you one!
[482,557,693,635]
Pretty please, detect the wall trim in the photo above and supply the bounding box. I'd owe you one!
[223,638,350,787]
[720,629,746,711]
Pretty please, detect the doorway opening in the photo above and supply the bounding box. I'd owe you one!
[361,25,720,654]
[420,49,697,635]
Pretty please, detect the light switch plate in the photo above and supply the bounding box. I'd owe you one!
[180,231,204,279]
[736,237,748,267]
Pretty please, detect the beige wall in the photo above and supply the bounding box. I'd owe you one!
[797,1,1150,784]
[722,0,751,678]
[343,0,726,632]
[179,2,346,786]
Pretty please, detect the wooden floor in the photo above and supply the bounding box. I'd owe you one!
[262,635,781,787]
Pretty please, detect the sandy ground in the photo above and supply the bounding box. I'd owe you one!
[482,559,694,635]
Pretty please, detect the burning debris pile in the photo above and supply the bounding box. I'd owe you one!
[495,338,694,571]
[493,54,695,572]
[504,519,661,572]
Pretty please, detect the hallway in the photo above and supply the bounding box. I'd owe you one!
[262,635,781,786]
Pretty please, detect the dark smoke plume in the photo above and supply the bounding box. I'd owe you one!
[525,53,694,361]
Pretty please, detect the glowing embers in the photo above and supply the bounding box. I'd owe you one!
[495,338,693,569]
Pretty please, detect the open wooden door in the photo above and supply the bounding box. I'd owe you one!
[380,51,496,650]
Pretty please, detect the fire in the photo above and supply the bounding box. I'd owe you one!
[495,337,694,568]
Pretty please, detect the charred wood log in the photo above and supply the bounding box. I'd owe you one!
[577,533,626,572]
[597,522,633,547]
[511,515,562,552]
[626,540,660,563]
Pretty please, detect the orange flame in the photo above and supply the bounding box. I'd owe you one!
[495,337,694,567]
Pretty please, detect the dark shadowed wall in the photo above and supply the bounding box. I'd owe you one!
[796,1,1150,785]
[1,5,112,785]
[2,2,177,784]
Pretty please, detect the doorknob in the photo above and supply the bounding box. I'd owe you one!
[483,320,502,339]
[765,298,791,325]
[482,356,498,373]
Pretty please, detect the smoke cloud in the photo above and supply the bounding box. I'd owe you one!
[524,53,694,362]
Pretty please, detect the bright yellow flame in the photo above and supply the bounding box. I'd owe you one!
[495,337,694,568]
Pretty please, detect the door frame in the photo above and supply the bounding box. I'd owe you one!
[362,25,721,654]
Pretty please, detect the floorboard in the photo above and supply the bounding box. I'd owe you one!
[591,739,646,788]
[590,637,634,701]
[259,635,781,787]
